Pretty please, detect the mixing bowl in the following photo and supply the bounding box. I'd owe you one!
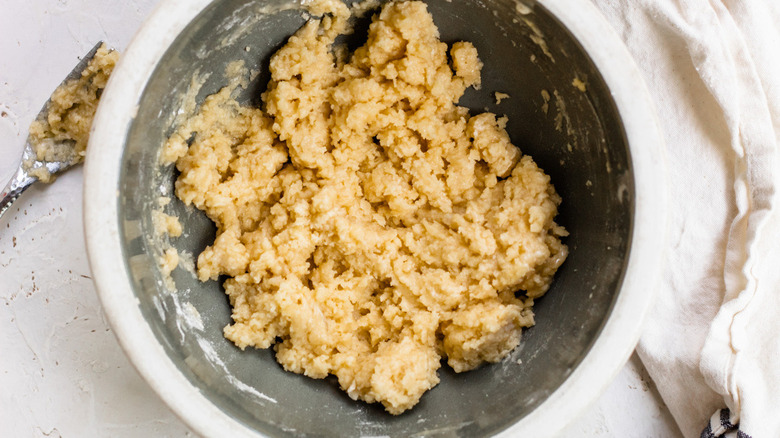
[84,0,666,436]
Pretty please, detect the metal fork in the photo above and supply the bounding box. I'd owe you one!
[0,41,105,219]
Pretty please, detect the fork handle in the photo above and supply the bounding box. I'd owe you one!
[0,167,36,220]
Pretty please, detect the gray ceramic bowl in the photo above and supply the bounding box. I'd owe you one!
[85,0,666,436]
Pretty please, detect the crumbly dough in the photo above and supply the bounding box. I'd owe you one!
[153,209,183,238]
[165,0,567,414]
[494,91,510,104]
[160,248,180,277]
[572,77,587,92]
[26,44,118,182]
[154,197,183,290]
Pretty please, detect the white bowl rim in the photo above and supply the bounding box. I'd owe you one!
[84,0,667,437]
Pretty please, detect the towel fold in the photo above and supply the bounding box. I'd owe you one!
[590,1,780,436]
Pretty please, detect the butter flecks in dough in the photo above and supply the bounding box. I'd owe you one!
[166,0,567,415]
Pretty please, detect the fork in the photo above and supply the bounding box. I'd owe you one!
[0,41,105,219]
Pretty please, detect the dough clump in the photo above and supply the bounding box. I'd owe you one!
[165,0,567,414]
[27,44,118,182]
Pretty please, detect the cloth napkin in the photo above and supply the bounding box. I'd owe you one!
[590,1,780,437]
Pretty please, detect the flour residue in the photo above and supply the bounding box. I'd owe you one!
[196,337,278,404]
[514,1,532,15]
[553,89,574,137]
[522,17,554,63]
[541,89,551,114]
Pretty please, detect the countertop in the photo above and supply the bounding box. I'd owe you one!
[0,0,683,436]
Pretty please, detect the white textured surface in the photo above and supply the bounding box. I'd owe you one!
[0,0,682,436]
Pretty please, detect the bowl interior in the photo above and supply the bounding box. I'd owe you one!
[119,0,633,436]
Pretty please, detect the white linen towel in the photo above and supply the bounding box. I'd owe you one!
[591,1,780,437]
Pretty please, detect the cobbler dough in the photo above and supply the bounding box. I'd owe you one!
[153,209,183,238]
[27,44,118,182]
[165,0,567,414]
[160,248,180,277]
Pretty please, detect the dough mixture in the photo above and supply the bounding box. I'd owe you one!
[165,0,567,414]
[27,43,118,182]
